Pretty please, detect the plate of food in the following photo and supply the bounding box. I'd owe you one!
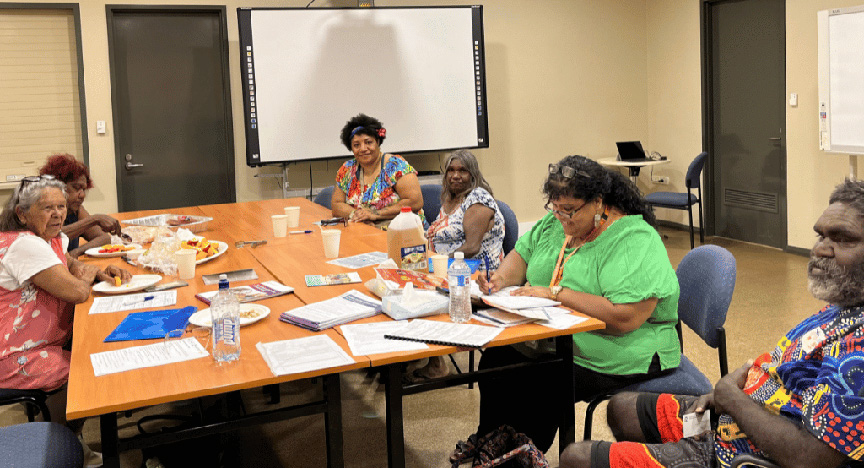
[85,243,143,258]
[187,304,270,328]
[179,237,228,264]
[92,274,162,294]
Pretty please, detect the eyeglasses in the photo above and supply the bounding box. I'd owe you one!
[320,217,348,226]
[20,175,55,187]
[548,164,589,180]
[544,201,588,219]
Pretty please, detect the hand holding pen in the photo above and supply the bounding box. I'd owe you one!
[483,254,493,295]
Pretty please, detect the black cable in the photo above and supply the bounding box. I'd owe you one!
[305,0,317,7]
[309,164,313,200]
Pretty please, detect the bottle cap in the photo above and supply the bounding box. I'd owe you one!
[219,274,228,280]
[400,206,411,213]
[454,252,464,259]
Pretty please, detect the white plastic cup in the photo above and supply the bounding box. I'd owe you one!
[322,229,341,259]
[272,214,289,237]
[431,254,449,279]
[284,206,300,228]
[175,249,197,280]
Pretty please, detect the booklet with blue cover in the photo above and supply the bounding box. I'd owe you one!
[104,306,197,342]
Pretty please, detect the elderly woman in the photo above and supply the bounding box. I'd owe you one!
[0,175,130,426]
[427,150,505,269]
[331,114,424,227]
[39,153,122,257]
[466,155,681,454]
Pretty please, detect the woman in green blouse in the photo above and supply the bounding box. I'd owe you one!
[474,155,680,453]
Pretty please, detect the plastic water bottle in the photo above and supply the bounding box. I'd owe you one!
[211,274,241,362]
[448,252,472,323]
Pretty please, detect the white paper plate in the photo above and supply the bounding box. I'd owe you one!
[92,274,162,294]
[188,304,270,328]
[194,241,229,265]
[85,244,142,258]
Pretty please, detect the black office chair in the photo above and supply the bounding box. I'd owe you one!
[645,152,708,249]
[0,388,52,422]
[421,184,443,221]
[0,422,83,468]
[313,186,334,209]
[583,245,735,439]
[496,200,519,255]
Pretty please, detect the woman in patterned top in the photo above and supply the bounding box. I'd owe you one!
[331,114,424,227]
[426,149,504,270]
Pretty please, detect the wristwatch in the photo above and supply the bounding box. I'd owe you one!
[550,285,563,300]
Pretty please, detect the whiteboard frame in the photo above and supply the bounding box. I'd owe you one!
[237,6,489,166]
[818,5,864,155]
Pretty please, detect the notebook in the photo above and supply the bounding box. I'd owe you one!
[616,141,651,162]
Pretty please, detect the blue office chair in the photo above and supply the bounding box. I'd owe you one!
[313,186,334,209]
[0,388,52,422]
[645,152,708,249]
[583,244,735,439]
[421,184,443,222]
[496,200,519,255]
[0,422,83,468]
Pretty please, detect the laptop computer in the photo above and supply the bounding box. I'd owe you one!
[616,141,652,162]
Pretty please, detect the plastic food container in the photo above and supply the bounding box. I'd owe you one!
[121,214,212,233]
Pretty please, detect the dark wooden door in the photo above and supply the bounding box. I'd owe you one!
[108,6,235,211]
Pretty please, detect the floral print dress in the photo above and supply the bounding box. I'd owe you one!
[335,154,425,225]
[0,232,72,391]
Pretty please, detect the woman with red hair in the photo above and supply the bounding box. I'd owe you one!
[39,154,121,257]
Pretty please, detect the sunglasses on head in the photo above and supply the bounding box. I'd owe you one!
[548,164,589,179]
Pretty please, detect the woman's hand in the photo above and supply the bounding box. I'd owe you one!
[98,265,133,285]
[511,285,555,299]
[349,207,378,223]
[70,262,102,284]
[91,214,122,236]
[478,271,507,294]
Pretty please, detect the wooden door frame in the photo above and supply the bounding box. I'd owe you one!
[105,4,235,212]
[1,3,89,165]
[700,0,788,246]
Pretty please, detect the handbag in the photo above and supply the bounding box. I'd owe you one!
[450,425,549,468]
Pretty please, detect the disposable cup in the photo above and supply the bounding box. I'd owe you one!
[322,229,341,259]
[431,254,449,279]
[272,214,289,237]
[284,206,300,228]
[175,249,197,280]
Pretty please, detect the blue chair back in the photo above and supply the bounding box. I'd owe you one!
[421,184,443,221]
[676,244,736,349]
[313,186,334,209]
[496,200,519,254]
[685,152,708,190]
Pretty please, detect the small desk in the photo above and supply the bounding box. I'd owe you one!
[598,158,669,183]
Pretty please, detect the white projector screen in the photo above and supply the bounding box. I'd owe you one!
[818,5,864,155]
[237,6,489,166]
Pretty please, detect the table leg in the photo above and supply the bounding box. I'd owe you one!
[557,335,576,453]
[324,373,344,468]
[384,364,406,468]
[100,413,120,468]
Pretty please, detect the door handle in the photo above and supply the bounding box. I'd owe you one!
[125,162,144,170]
[768,137,782,141]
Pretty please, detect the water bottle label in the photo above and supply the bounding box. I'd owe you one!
[456,274,468,287]
[219,320,238,346]
[399,244,427,270]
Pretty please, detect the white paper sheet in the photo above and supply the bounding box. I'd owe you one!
[339,322,429,356]
[89,290,178,314]
[256,335,355,376]
[326,251,389,269]
[90,337,208,376]
[538,307,590,330]
[384,319,503,348]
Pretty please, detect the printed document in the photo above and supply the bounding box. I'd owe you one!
[257,335,355,376]
[90,337,208,376]
[89,290,177,314]
[339,321,428,356]
[384,319,503,348]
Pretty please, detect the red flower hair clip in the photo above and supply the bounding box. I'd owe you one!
[378,128,386,138]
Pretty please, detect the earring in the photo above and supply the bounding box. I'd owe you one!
[594,213,601,227]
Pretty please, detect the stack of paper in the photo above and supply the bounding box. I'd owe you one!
[257,335,355,376]
[279,290,382,331]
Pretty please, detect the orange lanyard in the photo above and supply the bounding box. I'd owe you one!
[549,207,609,288]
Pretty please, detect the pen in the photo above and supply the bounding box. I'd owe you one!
[289,230,313,235]
[483,254,492,295]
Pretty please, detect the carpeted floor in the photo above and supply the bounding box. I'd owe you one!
[0,226,821,467]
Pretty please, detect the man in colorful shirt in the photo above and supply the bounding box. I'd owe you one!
[561,179,864,468]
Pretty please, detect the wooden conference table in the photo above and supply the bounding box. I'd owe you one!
[67,198,605,468]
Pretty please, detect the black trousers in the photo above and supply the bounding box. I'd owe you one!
[476,345,666,453]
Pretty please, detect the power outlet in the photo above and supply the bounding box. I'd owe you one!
[651,175,670,184]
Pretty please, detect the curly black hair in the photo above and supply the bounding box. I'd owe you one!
[340,114,385,151]
[543,155,657,227]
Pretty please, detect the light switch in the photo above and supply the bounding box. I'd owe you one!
[789,93,798,107]
[96,121,106,134]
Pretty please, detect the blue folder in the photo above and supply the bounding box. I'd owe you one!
[104,306,197,342]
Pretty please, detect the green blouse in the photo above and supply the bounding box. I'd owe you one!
[515,213,680,375]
